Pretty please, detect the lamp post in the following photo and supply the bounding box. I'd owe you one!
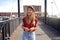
[18,0,20,23]
[18,0,20,18]
[44,0,47,24]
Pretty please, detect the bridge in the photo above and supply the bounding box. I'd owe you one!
[0,17,60,40]
[0,0,60,40]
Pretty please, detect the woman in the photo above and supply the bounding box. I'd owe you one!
[22,6,38,40]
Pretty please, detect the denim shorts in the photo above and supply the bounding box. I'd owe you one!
[22,31,35,40]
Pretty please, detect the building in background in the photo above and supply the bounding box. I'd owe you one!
[0,5,45,18]
[23,5,41,17]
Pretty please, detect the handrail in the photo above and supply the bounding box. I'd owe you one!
[0,18,20,40]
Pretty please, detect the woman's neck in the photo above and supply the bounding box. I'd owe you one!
[26,17,32,24]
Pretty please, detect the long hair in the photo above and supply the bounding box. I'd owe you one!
[26,6,35,23]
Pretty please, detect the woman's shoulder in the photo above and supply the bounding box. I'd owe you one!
[34,17,39,24]
[22,17,26,22]
[22,17,26,20]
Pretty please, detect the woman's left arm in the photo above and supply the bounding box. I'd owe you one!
[30,18,39,32]
[34,21,39,30]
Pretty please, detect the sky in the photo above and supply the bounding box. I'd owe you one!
[0,0,60,17]
[0,0,18,12]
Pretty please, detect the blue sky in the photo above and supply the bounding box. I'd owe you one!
[0,0,18,12]
[0,0,15,6]
[0,0,60,17]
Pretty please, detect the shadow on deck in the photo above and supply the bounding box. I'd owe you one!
[10,22,60,40]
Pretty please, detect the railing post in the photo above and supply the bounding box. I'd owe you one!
[2,22,10,40]
[2,25,5,40]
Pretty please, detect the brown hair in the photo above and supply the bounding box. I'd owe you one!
[26,6,35,23]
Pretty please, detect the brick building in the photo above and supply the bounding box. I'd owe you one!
[0,5,42,17]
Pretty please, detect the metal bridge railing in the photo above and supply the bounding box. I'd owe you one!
[38,17,60,32]
[0,18,20,40]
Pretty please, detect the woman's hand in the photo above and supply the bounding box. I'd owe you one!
[30,27,36,32]
[23,27,30,32]
[23,27,37,32]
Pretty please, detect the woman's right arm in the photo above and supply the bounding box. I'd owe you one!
[22,23,30,32]
[22,17,30,32]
